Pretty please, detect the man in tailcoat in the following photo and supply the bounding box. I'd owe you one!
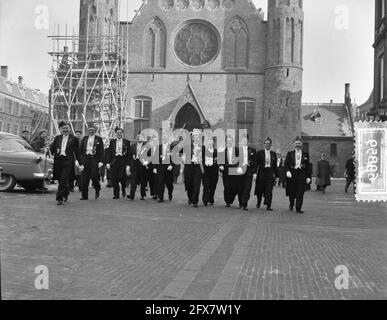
[284,137,312,214]
[255,138,279,211]
[79,125,104,200]
[237,135,257,211]
[106,127,132,199]
[202,137,219,206]
[184,132,204,208]
[49,121,80,205]
[128,134,148,200]
[219,136,240,208]
[154,133,175,203]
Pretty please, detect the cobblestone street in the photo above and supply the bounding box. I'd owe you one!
[0,180,386,300]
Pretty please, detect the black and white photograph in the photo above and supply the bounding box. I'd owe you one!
[0,0,386,306]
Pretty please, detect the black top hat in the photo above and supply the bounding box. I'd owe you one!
[294,136,303,143]
[114,127,123,133]
[264,137,272,144]
[58,121,69,128]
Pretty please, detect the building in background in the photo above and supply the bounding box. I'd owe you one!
[51,0,305,154]
[358,0,386,121]
[301,84,355,178]
[0,66,49,138]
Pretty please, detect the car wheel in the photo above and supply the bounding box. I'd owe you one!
[0,174,17,192]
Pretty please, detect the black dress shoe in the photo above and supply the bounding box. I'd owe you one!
[297,210,304,214]
[257,204,261,209]
[141,197,145,200]
[289,206,294,211]
[203,202,208,207]
[226,204,231,208]
[158,199,164,203]
[267,207,273,211]
[122,192,126,198]
[209,202,214,206]
[95,191,100,199]
[64,195,68,202]
[127,195,134,201]
[188,200,192,205]
[193,204,198,208]
[243,207,248,211]
[80,197,88,201]
[57,200,64,206]
[113,196,119,199]
[169,195,173,201]
[152,196,158,200]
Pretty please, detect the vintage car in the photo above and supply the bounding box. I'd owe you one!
[0,132,53,192]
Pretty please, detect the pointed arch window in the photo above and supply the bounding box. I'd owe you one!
[224,17,249,69]
[144,17,167,68]
[237,98,255,142]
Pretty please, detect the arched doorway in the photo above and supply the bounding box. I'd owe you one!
[173,103,203,131]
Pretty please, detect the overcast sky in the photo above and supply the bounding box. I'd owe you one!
[0,0,375,105]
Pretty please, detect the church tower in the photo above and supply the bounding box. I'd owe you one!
[78,0,119,54]
[263,0,304,154]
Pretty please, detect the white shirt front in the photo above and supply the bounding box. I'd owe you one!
[136,143,142,159]
[192,144,201,163]
[243,147,248,166]
[295,150,302,169]
[162,143,168,161]
[228,148,233,164]
[205,148,214,166]
[265,149,271,168]
[60,135,69,156]
[116,139,123,156]
[86,135,95,155]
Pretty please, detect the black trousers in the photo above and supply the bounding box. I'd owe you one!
[345,177,355,193]
[287,169,306,211]
[256,169,275,207]
[157,165,174,200]
[184,164,202,205]
[202,165,219,204]
[56,158,73,201]
[239,169,254,208]
[110,157,127,198]
[130,162,147,199]
[223,173,241,206]
[81,156,101,199]
[147,168,157,197]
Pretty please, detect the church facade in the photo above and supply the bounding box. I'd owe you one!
[120,0,303,154]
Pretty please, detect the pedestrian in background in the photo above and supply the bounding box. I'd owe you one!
[32,130,48,153]
[345,155,356,194]
[316,153,331,194]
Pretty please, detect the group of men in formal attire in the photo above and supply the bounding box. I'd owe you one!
[49,121,312,214]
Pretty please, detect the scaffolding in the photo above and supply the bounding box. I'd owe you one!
[48,25,129,145]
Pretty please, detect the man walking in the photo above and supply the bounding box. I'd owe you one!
[345,155,356,193]
[255,138,279,211]
[154,133,175,203]
[79,125,104,200]
[106,127,131,199]
[316,153,331,194]
[128,134,148,200]
[284,137,312,214]
[219,136,240,208]
[184,132,203,208]
[202,137,219,206]
[49,122,80,205]
[237,135,257,211]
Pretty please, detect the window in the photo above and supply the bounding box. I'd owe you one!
[0,120,3,131]
[224,17,249,69]
[303,142,309,155]
[13,124,19,135]
[23,125,30,132]
[12,101,20,116]
[380,56,384,102]
[330,143,338,158]
[237,99,255,142]
[6,122,11,133]
[0,96,4,112]
[133,98,151,136]
[5,98,12,114]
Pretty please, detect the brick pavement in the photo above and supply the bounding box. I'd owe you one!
[0,180,386,300]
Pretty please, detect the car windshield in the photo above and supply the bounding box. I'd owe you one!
[0,138,34,152]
